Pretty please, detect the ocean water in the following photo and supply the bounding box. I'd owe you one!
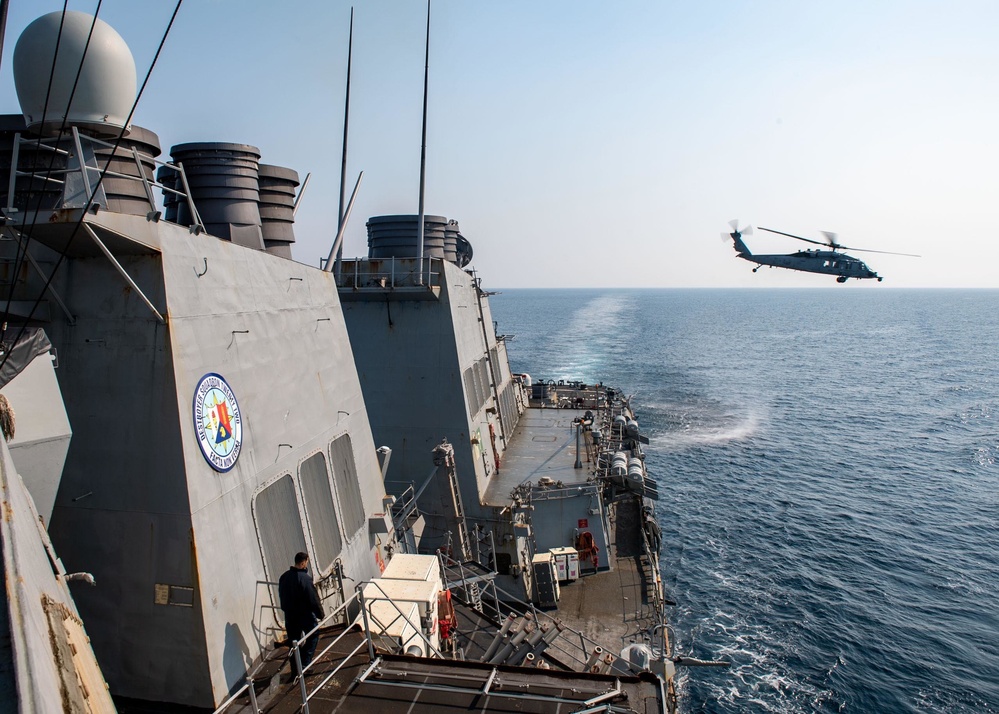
[489,288,999,714]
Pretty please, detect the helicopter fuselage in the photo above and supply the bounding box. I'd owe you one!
[736,246,881,282]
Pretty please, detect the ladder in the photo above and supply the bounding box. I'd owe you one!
[434,440,472,561]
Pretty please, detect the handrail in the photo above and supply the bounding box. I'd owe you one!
[5,130,204,232]
[211,676,259,714]
[304,639,367,703]
[356,579,446,659]
[220,577,447,714]
[528,483,600,501]
[210,590,362,713]
[335,256,443,290]
[437,553,607,671]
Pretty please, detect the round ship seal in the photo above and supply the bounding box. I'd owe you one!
[193,373,242,472]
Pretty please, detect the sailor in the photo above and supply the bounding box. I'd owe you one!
[278,552,325,675]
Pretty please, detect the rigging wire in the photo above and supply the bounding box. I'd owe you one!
[0,1,69,345]
[2,2,105,343]
[0,1,10,64]
[0,0,185,375]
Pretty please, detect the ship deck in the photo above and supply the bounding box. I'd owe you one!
[219,399,672,714]
[483,407,594,504]
[226,642,664,713]
[220,494,668,714]
[554,493,661,650]
[483,405,662,651]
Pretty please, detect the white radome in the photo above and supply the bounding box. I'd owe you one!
[13,11,137,136]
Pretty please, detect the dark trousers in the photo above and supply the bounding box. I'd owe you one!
[285,614,319,674]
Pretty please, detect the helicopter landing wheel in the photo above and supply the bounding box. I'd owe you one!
[836,276,847,283]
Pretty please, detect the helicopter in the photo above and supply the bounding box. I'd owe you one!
[723,220,919,283]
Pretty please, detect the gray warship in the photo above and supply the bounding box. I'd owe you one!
[0,8,704,713]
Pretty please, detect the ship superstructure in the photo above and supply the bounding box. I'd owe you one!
[213,238,680,710]
[0,8,692,714]
[1,11,396,708]
[333,226,675,689]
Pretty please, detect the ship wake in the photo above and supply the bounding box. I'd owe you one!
[648,401,762,451]
[544,293,632,380]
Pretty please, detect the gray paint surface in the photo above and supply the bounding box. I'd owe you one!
[23,209,393,707]
[4,350,71,524]
[1,430,116,713]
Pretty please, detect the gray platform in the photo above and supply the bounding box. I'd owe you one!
[483,407,593,504]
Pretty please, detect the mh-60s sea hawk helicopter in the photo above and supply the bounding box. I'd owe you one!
[724,220,919,283]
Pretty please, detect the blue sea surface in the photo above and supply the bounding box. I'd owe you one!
[489,288,999,713]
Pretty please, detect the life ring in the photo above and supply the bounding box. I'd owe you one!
[575,531,600,570]
[438,589,456,640]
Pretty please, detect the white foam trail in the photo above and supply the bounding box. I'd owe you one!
[546,293,630,380]
[652,410,761,451]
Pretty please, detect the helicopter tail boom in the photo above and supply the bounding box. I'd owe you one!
[731,232,752,257]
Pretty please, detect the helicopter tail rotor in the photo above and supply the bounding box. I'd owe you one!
[725,220,753,256]
[726,220,753,237]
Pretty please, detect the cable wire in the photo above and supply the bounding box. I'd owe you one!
[2,2,105,342]
[0,0,184,374]
[1,1,69,344]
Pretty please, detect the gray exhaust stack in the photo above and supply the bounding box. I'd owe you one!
[366,214,448,260]
[168,142,264,250]
[366,214,472,267]
[257,164,299,259]
[367,214,447,259]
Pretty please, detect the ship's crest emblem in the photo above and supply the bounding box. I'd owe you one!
[193,373,243,472]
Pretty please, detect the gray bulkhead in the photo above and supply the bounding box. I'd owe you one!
[2,345,72,524]
[340,259,522,558]
[44,211,388,707]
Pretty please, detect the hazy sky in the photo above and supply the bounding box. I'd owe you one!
[4,1,998,288]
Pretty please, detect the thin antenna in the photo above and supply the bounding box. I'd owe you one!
[292,172,311,217]
[334,7,353,280]
[416,0,431,283]
[0,0,10,72]
[325,172,363,272]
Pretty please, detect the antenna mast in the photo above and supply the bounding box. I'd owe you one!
[334,7,353,280]
[416,0,431,284]
[0,1,10,72]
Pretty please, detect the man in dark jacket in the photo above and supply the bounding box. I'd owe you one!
[278,552,324,674]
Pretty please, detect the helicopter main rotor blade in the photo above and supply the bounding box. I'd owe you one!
[836,246,922,258]
[759,226,920,257]
[758,226,827,247]
[815,230,920,257]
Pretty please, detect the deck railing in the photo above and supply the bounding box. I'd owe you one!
[5,126,204,232]
[438,551,629,673]
[212,577,442,714]
[335,256,443,291]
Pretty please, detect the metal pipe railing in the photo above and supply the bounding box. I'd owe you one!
[5,131,204,232]
[335,257,443,291]
[211,675,260,714]
[437,552,605,671]
[270,576,447,713]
